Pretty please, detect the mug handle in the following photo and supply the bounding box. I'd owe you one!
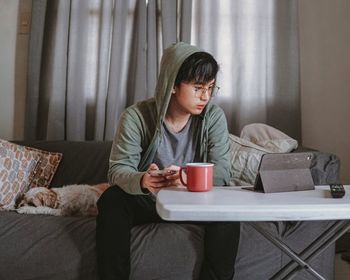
[179,167,187,186]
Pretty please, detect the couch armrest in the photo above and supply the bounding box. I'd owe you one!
[310,152,340,185]
[293,147,340,185]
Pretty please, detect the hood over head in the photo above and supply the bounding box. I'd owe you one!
[154,42,203,125]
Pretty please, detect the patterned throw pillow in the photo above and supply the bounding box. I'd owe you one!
[0,140,41,209]
[0,140,63,210]
[26,147,62,188]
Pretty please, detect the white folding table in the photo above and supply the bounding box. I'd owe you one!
[156,185,350,280]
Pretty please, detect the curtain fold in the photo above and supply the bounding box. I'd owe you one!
[26,0,192,141]
[25,0,300,141]
[25,0,47,140]
[104,0,139,140]
[191,0,300,140]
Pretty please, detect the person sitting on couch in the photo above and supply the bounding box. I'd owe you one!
[96,42,240,280]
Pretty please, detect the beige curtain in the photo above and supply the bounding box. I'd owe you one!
[25,0,192,140]
[191,0,300,139]
[25,0,300,141]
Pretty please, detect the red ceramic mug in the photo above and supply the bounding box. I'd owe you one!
[179,163,214,192]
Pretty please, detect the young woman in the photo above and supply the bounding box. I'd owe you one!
[96,42,240,280]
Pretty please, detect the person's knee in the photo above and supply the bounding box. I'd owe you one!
[97,185,126,211]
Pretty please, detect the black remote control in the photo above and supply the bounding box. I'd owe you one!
[330,184,345,198]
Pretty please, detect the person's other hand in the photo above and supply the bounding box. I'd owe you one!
[163,165,183,187]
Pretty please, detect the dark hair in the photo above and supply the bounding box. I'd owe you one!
[174,52,219,86]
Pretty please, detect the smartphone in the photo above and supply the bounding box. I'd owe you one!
[148,170,177,177]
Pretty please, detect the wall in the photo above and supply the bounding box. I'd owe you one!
[0,0,19,140]
[299,0,350,183]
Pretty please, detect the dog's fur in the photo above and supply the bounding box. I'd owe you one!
[16,183,109,216]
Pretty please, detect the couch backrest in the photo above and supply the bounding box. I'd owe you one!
[15,141,340,188]
[15,141,112,187]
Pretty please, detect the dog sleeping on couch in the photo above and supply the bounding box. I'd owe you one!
[16,183,109,216]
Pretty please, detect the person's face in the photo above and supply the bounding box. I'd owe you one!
[172,79,216,115]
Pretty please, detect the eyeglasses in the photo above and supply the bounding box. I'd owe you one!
[193,85,220,98]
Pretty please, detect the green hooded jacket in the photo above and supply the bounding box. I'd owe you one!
[108,42,231,194]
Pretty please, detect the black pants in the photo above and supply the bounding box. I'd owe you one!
[96,186,240,280]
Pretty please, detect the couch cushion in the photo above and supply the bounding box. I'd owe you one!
[0,211,336,280]
[0,211,204,280]
[0,211,98,280]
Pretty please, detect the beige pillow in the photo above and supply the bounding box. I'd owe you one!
[240,123,298,153]
[229,124,298,186]
[229,134,267,186]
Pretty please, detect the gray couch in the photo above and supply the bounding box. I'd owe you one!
[0,141,341,280]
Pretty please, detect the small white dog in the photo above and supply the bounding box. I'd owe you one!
[16,183,109,216]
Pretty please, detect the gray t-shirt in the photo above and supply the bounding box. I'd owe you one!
[153,117,198,169]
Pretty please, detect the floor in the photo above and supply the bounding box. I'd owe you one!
[335,253,350,280]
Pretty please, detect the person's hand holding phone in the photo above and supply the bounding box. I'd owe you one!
[141,163,178,194]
